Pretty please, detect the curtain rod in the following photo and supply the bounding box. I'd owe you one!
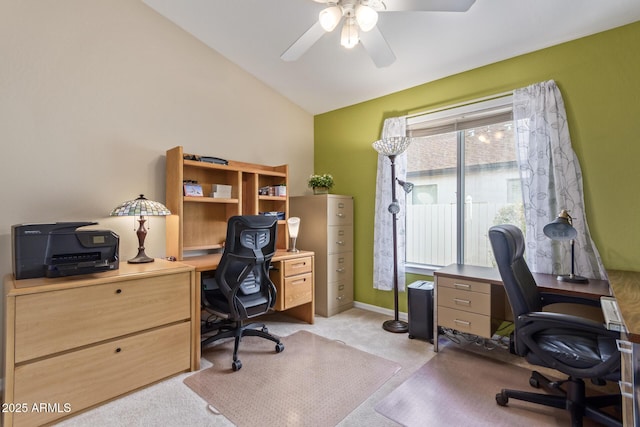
[406,90,513,119]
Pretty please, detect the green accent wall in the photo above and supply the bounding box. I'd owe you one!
[314,21,640,312]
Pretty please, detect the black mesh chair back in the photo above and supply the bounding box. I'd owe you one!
[201,215,284,371]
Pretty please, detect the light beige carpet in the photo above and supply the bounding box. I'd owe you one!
[184,330,401,427]
[375,344,618,426]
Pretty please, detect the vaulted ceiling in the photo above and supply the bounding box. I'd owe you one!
[143,0,640,115]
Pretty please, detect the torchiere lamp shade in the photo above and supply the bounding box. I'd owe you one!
[110,194,171,263]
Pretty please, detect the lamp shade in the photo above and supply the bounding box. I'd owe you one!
[355,4,378,32]
[110,194,171,217]
[372,136,412,156]
[287,217,300,238]
[319,5,342,32]
[543,209,577,241]
[340,17,359,49]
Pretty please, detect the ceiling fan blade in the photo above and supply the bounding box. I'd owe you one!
[359,26,396,68]
[281,21,326,62]
[381,0,476,12]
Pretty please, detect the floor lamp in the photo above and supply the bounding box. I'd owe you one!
[373,136,413,333]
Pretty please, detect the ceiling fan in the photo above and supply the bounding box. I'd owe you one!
[281,0,476,68]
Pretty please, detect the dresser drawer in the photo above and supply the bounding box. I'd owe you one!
[438,286,491,315]
[14,271,192,363]
[437,276,491,294]
[12,322,191,427]
[327,253,353,283]
[282,272,313,309]
[327,198,353,226]
[438,306,492,337]
[327,225,353,254]
[283,256,313,276]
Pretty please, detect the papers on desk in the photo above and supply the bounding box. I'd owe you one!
[601,296,626,332]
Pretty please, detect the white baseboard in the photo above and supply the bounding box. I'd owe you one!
[353,301,408,322]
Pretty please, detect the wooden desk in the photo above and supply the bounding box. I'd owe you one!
[607,270,640,425]
[3,260,198,427]
[180,249,315,325]
[433,264,611,352]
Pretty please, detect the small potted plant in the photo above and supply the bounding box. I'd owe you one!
[308,173,334,195]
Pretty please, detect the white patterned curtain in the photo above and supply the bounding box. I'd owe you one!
[513,80,606,280]
[373,117,408,290]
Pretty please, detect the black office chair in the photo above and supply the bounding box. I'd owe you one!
[488,224,622,427]
[201,215,284,371]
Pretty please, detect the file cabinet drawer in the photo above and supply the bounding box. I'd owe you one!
[327,253,353,284]
[328,198,353,226]
[327,226,353,253]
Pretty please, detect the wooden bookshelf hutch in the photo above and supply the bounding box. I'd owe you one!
[165,146,290,259]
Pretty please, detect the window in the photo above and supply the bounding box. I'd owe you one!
[404,97,523,271]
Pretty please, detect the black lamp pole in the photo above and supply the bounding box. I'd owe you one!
[382,154,409,333]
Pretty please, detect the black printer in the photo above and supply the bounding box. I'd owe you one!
[12,222,119,279]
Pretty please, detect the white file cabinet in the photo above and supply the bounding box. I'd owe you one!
[291,194,354,316]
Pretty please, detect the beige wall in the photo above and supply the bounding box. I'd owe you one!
[0,0,314,274]
[0,0,314,377]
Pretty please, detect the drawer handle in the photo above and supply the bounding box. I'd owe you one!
[337,295,343,300]
[616,339,633,354]
[619,381,633,398]
[116,289,122,294]
[338,285,345,291]
[453,298,471,306]
[338,203,344,208]
[336,241,345,245]
[454,319,471,326]
[115,347,122,353]
[336,268,345,273]
[336,212,345,217]
[454,283,471,290]
[292,262,307,268]
[291,278,307,285]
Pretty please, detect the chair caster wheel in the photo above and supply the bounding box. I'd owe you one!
[275,342,284,353]
[408,335,415,339]
[232,360,242,371]
[262,327,269,334]
[496,391,508,406]
[529,376,540,388]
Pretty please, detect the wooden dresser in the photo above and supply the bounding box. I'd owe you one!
[290,194,354,317]
[3,259,198,427]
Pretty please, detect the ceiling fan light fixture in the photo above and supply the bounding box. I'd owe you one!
[319,5,343,32]
[355,4,378,32]
[340,17,359,49]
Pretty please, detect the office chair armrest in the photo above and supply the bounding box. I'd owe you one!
[518,311,616,336]
[539,292,601,308]
[518,311,621,379]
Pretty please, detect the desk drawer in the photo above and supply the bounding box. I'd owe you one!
[15,272,191,363]
[283,256,313,276]
[438,276,491,294]
[438,306,492,338]
[283,272,313,309]
[12,322,191,427]
[438,286,491,315]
